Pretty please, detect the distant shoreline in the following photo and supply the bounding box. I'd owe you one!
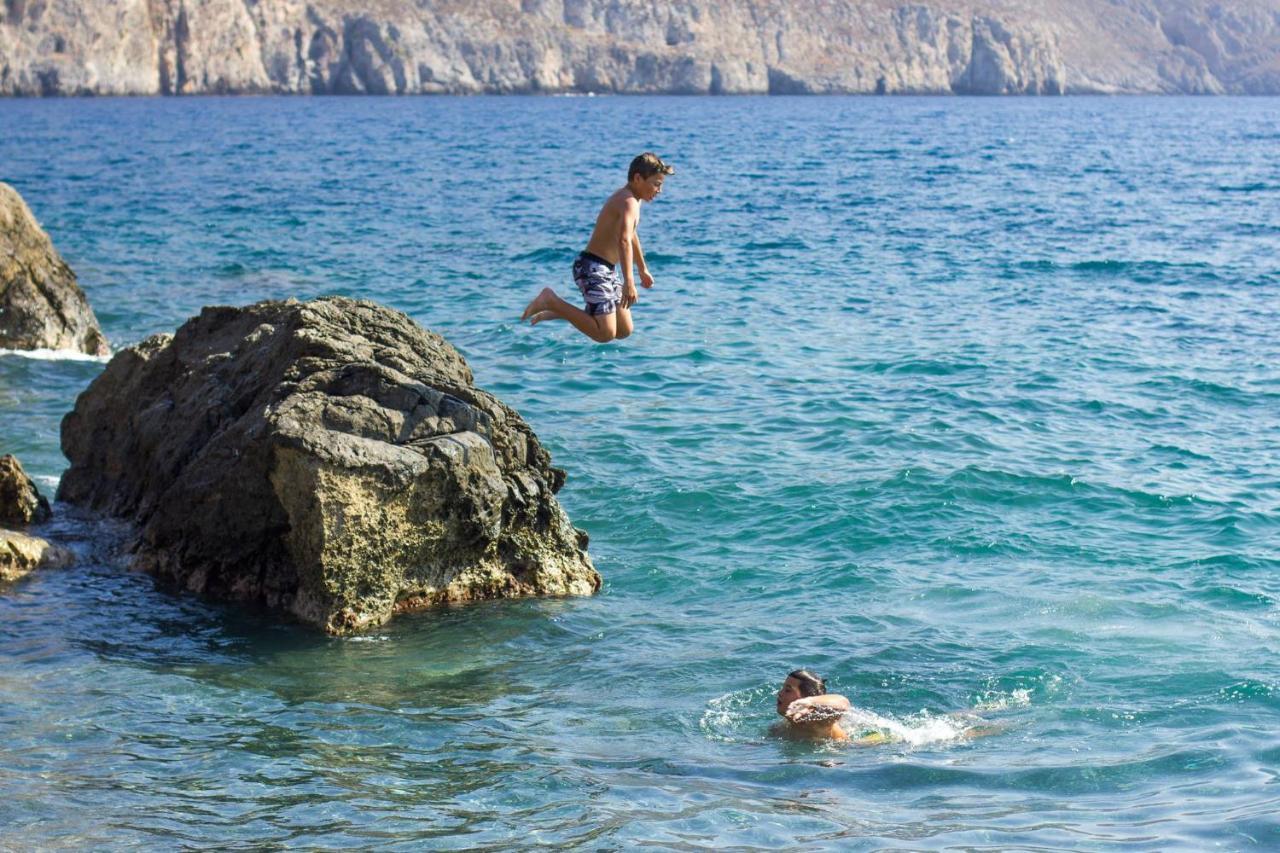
[5,1,1277,99]
[4,91,1279,100]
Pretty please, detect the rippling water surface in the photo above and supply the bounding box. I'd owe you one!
[1,95,1278,849]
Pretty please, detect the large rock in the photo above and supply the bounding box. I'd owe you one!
[0,529,74,583]
[58,297,600,633]
[0,183,109,356]
[0,455,52,527]
[1,1,1279,96]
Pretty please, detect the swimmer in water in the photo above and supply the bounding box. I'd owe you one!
[773,669,874,743]
[773,668,1002,745]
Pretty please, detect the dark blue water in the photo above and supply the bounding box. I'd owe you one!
[1,95,1279,849]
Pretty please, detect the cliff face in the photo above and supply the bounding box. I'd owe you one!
[1,1,1278,96]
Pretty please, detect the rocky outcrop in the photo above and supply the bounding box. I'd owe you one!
[0,454,51,527]
[0,183,109,356]
[0,454,69,584]
[2,1,1278,96]
[58,297,600,634]
[0,528,73,583]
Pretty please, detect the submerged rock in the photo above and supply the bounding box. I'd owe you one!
[0,183,110,356]
[58,297,599,633]
[0,455,51,527]
[0,528,74,583]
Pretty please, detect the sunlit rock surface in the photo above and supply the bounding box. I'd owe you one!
[0,528,73,583]
[0,183,109,356]
[0,454,51,527]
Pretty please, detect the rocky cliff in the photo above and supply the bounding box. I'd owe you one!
[58,297,600,634]
[2,1,1277,96]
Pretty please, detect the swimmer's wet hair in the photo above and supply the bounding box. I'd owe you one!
[629,152,675,181]
[789,669,826,698]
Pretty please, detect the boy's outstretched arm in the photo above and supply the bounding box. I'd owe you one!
[618,199,640,308]
[785,694,851,722]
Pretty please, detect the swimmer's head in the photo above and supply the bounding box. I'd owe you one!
[776,669,826,716]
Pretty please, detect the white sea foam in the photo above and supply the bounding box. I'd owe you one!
[0,347,109,363]
[34,475,60,491]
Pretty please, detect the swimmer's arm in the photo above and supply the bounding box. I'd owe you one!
[785,693,851,722]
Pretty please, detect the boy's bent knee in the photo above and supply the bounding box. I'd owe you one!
[614,308,633,340]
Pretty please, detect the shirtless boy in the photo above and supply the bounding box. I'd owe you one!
[521,152,674,343]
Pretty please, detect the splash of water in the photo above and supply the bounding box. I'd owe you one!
[700,686,1010,749]
[972,688,1033,712]
[841,706,975,747]
[700,686,773,743]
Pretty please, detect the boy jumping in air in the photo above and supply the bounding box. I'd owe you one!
[521,152,674,343]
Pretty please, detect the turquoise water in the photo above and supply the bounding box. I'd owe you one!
[2,95,1279,848]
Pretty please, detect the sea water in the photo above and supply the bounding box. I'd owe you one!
[1,95,1278,849]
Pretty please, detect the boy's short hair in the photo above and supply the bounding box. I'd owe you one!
[789,669,826,698]
[629,152,675,182]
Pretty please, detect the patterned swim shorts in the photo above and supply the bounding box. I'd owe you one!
[573,251,622,316]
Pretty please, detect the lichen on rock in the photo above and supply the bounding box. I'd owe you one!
[58,297,600,634]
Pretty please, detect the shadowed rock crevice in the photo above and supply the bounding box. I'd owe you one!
[58,297,599,634]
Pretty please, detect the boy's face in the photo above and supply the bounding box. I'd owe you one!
[633,173,666,201]
[776,676,804,717]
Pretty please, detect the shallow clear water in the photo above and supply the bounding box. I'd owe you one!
[1,95,1279,849]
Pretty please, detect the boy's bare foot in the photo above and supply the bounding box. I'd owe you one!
[529,311,555,326]
[521,287,556,323]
